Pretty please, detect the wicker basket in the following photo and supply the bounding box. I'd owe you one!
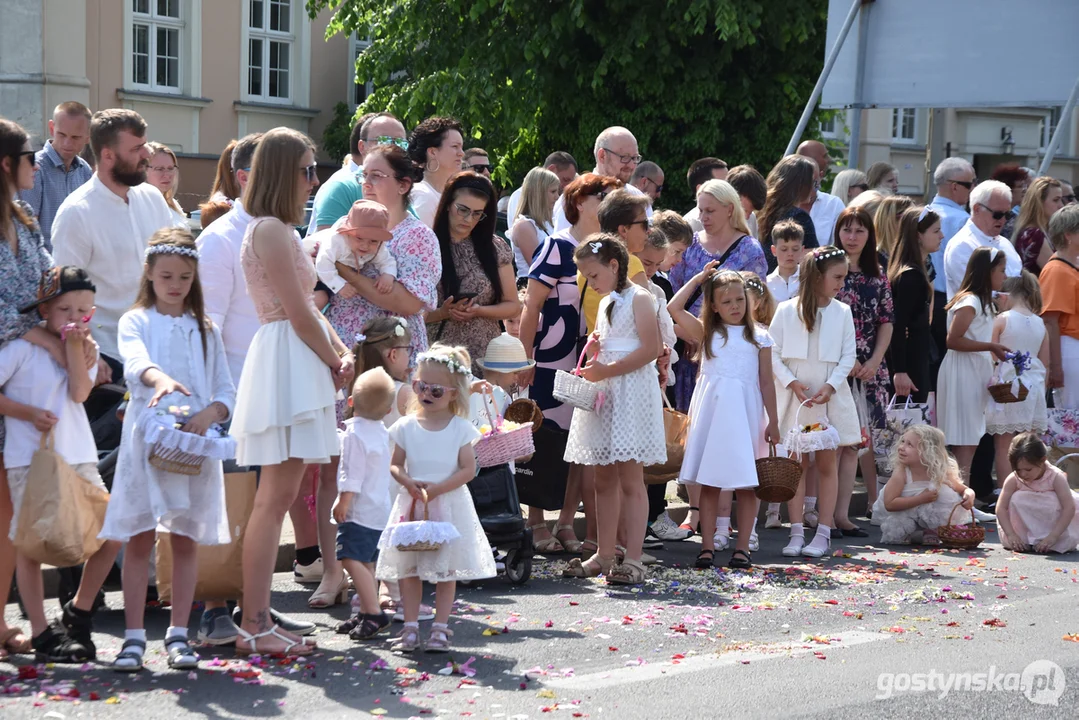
[988,380,1028,404]
[504,398,543,434]
[937,502,985,549]
[552,336,602,412]
[754,443,802,502]
[148,444,205,476]
[474,388,535,468]
[395,491,448,552]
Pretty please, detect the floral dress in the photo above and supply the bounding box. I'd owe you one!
[325,215,440,422]
[429,236,513,375]
[837,269,894,428]
[1015,226,1049,274]
[668,232,768,411]
[0,203,54,446]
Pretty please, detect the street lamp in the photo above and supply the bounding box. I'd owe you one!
[1001,126,1015,155]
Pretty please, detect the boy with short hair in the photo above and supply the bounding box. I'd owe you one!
[0,266,121,662]
[766,219,805,303]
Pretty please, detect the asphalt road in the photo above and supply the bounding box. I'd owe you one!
[4,523,1079,719]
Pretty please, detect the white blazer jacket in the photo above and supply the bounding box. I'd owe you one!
[768,298,857,392]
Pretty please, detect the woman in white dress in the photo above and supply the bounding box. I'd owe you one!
[936,247,1009,483]
[508,167,559,276]
[229,128,355,656]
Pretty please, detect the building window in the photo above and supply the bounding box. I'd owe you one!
[1040,107,1066,153]
[131,0,183,92]
[892,108,917,143]
[819,116,836,138]
[248,0,293,101]
[349,34,374,108]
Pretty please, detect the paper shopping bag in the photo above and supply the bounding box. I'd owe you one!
[644,396,687,485]
[156,470,256,603]
[13,431,108,568]
[872,395,932,471]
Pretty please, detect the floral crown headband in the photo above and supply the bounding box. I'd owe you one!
[417,351,468,376]
[814,245,846,265]
[355,317,408,344]
[146,244,199,261]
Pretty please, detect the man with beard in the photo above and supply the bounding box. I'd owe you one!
[52,109,178,372]
[553,126,650,230]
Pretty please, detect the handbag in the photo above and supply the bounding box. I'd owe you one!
[513,421,570,510]
[13,431,109,568]
[552,335,604,412]
[851,379,872,458]
[872,394,932,469]
[644,395,689,485]
[1044,408,1079,452]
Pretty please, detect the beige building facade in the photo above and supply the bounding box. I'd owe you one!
[1,0,364,210]
[823,106,1079,199]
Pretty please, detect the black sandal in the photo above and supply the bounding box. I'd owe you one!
[336,615,361,634]
[349,612,391,641]
[694,549,715,569]
[728,549,752,569]
[165,635,199,670]
[111,638,147,673]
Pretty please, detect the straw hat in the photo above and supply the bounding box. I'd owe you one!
[476,333,535,372]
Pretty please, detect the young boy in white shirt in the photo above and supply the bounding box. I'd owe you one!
[0,267,121,662]
[315,199,397,296]
[333,367,397,641]
[765,219,805,303]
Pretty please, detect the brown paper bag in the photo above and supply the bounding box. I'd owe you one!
[13,431,109,567]
[644,397,690,485]
[156,471,256,603]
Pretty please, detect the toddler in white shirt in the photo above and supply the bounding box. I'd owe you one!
[315,199,397,295]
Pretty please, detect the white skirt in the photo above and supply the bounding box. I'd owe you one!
[936,350,993,446]
[679,375,764,489]
[231,320,338,466]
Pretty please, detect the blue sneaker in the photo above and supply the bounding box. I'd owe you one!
[197,607,239,646]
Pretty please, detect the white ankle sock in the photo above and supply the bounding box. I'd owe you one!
[767,503,780,513]
[804,496,817,510]
[808,526,831,546]
[166,626,187,640]
[125,628,147,643]
[715,517,731,536]
[789,522,805,538]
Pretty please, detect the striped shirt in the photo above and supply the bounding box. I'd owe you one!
[19,141,93,251]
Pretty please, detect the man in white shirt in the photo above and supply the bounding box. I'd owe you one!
[52,109,178,373]
[506,151,577,222]
[553,127,649,230]
[797,140,845,244]
[682,157,728,233]
[943,179,1023,299]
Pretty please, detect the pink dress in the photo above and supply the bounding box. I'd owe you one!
[1004,465,1079,553]
[230,217,339,466]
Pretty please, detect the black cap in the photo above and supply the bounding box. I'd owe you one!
[19,266,96,314]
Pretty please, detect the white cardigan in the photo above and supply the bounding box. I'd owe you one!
[768,298,857,391]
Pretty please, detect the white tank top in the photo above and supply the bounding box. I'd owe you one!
[512,216,551,277]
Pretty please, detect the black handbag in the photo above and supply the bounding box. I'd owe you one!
[513,421,569,510]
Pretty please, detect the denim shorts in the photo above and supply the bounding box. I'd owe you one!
[336,522,381,563]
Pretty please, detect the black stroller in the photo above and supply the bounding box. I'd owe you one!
[467,463,533,584]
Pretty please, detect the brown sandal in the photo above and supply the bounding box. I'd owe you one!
[562,553,614,578]
[554,524,583,554]
[606,558,647,586]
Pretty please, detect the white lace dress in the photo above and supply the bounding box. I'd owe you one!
[375,415,497,582]
[871,468,962,543]
[680,326,772,488]
[564,284,666,466]
[985,310,1048,435]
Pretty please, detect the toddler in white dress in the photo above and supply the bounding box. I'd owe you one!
[315,199,397,295]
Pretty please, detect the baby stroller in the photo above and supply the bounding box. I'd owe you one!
[467,463,533,584]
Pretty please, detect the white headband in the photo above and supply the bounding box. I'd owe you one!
[146,244,199,261]
[989,247,1001,262]
[417,351,468,376]
[918,206,930,221]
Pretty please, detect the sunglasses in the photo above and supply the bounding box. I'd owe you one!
[375,135,408,150]
[850,183,869,191]
[593,189,611,201]
[15,150,37,167]
[950,179,974,190]
[301,164,318,183]
[1065,195,1078,203]
[467,163,493,174]
[976,203,1012,221]
[412,380,454,399]
[626,219,651,229]
[453,202,487,222]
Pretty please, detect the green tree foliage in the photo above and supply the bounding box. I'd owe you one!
[308,0,827,211]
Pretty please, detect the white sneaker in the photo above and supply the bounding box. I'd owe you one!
[713,532,730,551]
[293,557,324,584]
[764,509,782,529]
[748,532,759,552]
[651,511,693,542]
[972,507,997,524]
[782,534,805,557]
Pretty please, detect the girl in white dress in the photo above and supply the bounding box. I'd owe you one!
[376,344,496,654]
[563,235,665,585]
[872,425,974,544]
[986,271,1050,490]
[769,246,860,558]
[101,229,236,672]
[936,246,1009,484]
[670,267,780,569]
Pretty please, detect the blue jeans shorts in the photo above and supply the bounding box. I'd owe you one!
[336,522,381,563]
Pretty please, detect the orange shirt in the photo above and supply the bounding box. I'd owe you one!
[1040,257,1079,340]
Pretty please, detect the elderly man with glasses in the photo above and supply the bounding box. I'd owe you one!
[942,179,1023,299]
[553,126,650,230]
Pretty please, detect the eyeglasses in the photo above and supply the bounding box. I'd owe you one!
[950,179,975,190]
[301,164,318,183]
[467,163,493,174]
[371,135,408,150]
[626,219,651,229]
[452,202,487,222]
[16,150,37,167]
[149,165,177,173]
[976,203,1013,221]
[643,177,663,193]
[359,169,391,184]
[412,380,453,399]
[600,147,642,165]
[592,189,611,201]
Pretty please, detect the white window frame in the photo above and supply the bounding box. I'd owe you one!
[348,33,374,110]
[819,115,837,139]
[245,0,297,104]
[1039,107,1068,154]
[892,107,919,144]
[129,0,185,94]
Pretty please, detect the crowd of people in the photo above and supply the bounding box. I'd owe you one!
[0,99,1077,664]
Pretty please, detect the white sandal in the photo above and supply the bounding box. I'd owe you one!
[235,625,316,656]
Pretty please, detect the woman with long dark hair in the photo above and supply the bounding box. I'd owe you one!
[426,171,519,374]
[757,155,819,272]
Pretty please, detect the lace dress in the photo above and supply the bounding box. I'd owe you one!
[679,326,772,489]
[985,310,1048,435]
[564,284,666,466]
[872,468,962,544]
[375,415,497,582]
